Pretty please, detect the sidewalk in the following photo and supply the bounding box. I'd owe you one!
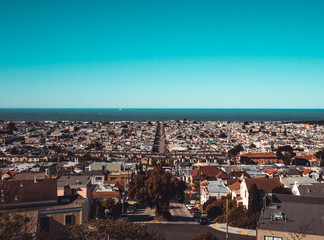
[209,222,256,236]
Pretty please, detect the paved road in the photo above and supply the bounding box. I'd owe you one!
[129,203,255,240]
[153,121,166,154]
[146,223,256,240]
[127,203,155,222]
[169,202,195,222]
[128,203,193,222]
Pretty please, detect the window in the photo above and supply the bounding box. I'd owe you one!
[264,237,282,240]
[95,176,102,182]
[39,216,51,233]
[71,189,77,195]
[65,214,73,226]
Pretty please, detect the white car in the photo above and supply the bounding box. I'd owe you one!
[187,204,195,210]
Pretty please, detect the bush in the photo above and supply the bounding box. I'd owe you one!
[67,219,165,240]
[206,204,222,219]
[228,206,260,229]
[203,198,216,210]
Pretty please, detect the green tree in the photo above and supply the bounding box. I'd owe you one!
[276,145,295,165]
[205,204,222,219]
[202,198,216,210]
[228,144,244,158]
[247,184,261,216]
[191,232,219,240]
[315,149,324,166]
[101,198,116,210]
[0,213,33,240]
[129,167,185,217]
[67,218,165,240]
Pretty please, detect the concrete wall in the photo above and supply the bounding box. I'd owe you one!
[38,209,82,240]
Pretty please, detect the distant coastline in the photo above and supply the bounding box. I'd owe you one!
[1,108,324,122]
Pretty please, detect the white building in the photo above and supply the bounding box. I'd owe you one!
[200,180,229,205]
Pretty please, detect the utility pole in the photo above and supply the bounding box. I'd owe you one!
[226,198,229,240]
[122,181,125,213]
[199,166,202,211]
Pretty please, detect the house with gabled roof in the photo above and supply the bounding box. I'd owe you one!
[228,180,241,200]
[0,176,90,240]
[293,154,320,166]
[239,153,280,165]
[200,180,229,205]
[239,177,282,209]
[190,166,228,186]
[263,168,277,178]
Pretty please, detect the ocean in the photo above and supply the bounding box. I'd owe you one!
[1,109,324,122]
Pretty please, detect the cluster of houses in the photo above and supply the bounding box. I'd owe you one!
[0,160,136,239]
[164,120,324,160]
[1,120,324,239]
[186,164,324,240]
[0,120,157,163]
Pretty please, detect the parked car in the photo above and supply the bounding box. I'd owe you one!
[192,210,201,219]
[190,207,199,214]
[127,200,138,209]
[197,215,209,225]
[127,205,136,214]
[186,204,195,210]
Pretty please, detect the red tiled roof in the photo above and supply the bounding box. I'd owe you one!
[295,155,319,161]
[190,166,228,179]
[245,177,282,193]
[229,181,241,191]
[190,169,200,180]
[200,166,222,176]
[1,170,19,180]
[216,171,229,179]
[264,168,277,175]
[302,169,313,175]
[240,153,277,159]
[229,170,248,178]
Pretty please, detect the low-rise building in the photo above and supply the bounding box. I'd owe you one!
[257,194,324,240]
[200,180,229,205]
[239,177,282,209]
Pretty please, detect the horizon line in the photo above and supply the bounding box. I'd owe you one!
[1,108,324,110]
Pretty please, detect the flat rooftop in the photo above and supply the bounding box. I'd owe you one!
[258,194,324,236]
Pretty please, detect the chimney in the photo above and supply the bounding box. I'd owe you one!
[34,177,38,183]
[45,168,51,179]
[294,181,300,187]
[279,175,284,184]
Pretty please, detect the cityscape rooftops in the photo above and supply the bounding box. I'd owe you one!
[258,194,324,236]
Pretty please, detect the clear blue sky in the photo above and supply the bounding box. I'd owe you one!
[1,0,324,108]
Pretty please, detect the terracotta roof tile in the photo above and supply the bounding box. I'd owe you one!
[264,168,277,175]
[302,169,313,175]
[245,177,282,193]
[240,153,277,158]
[295,155,319,161]
[229,181,241,191]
